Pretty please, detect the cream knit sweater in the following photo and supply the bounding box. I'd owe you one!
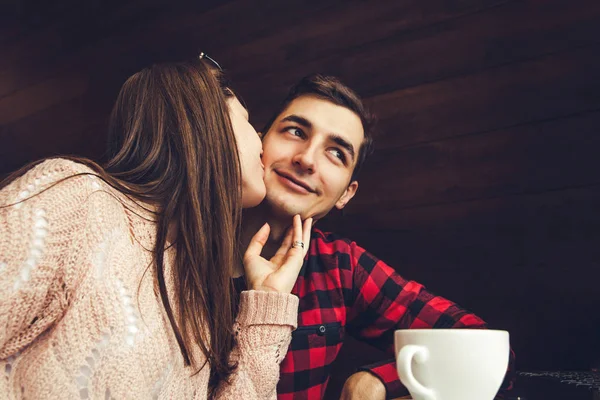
[0,159,298,399]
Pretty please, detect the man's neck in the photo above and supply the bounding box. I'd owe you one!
[236,203,296,277]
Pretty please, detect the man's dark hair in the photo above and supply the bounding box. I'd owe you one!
[263,74,375,180]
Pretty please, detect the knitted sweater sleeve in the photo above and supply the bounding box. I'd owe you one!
[0,159,96,359]
[1,158,298,399]
[212,290,298,400]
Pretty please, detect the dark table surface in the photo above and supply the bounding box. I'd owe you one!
[507,371,600,400]
[392,371,600,400]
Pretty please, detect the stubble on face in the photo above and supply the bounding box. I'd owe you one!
[260,96,365,222]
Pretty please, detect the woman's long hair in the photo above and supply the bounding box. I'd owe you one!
[1,59,242,392]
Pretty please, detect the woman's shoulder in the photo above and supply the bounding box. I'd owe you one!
[26,157,97,181]
[1,158,106,206]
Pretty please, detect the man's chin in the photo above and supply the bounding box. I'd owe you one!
[264,192,309,219]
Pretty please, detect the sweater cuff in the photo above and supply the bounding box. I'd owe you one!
[236,290,299,328]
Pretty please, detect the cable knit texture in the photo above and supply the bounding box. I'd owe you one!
[0,158,298,399]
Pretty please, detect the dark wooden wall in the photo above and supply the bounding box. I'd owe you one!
[1,0,599,397]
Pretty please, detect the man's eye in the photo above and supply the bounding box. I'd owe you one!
[329,148,346,162]
[285,127,304,137]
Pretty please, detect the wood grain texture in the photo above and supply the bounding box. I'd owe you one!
[236,0,600,125]
[349,109,600,211]
[367,44,600,149]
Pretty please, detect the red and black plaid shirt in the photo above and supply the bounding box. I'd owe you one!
[234,228,515,399]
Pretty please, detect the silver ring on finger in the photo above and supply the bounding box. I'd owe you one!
[292,240,304,249]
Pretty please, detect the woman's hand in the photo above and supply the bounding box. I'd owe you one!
[243,214,312,293]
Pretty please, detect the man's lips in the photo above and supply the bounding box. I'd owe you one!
[274,170,315,193]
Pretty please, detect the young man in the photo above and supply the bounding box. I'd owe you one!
[235,74,515,399]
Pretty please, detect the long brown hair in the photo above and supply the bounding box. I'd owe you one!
[1,59,241,391]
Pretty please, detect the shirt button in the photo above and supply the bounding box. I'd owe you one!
[317,325,326,335]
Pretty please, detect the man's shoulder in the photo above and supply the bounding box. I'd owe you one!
[310,228,381,269]
[310,227,353,247]
[309,228,371,257]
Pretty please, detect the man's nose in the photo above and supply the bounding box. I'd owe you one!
[292,146,316,173]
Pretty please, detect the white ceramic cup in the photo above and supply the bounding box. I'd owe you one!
[395,329,509,400]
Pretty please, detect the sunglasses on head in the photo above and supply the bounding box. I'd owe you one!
[198,52,222,71]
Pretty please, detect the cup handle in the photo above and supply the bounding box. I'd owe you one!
[397,345,436,400]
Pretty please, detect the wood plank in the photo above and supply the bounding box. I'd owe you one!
[0,0,215,94]
[346,110,600,211]
[2,0,508,159]
[0,97,107,173]
[330,184,600,268]
[0,0,335,98]
[237,0,600,125]
[0,74,89,125]
[4,0,597,134]
[3,1,599,173]
[331,181,600,296]
[0,0,223,69]
[0,0,511,114]
[0,1,65,47]
[342,0,600,97]
[219,0,510,82]
[0,38,161,127]
[4,44,600,176]
[366,44,600,149]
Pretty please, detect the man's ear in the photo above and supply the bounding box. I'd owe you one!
[335,180,358,210]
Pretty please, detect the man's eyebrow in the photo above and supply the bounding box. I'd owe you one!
[329,134,355,162]
[280,114,356,161]
[280,115,313,129]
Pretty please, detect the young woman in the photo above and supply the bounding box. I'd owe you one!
[0,57,311,399]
